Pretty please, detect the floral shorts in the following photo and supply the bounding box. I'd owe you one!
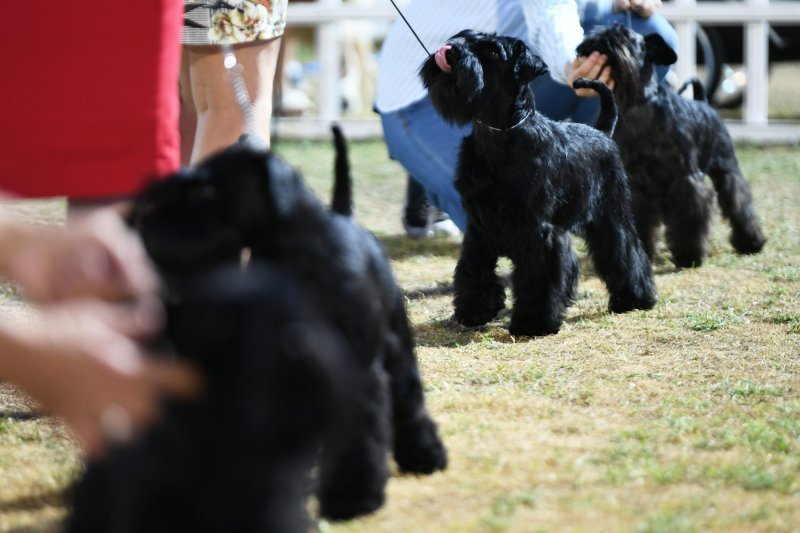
[182,0,287,45]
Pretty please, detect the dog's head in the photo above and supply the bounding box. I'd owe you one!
[576,23,676,107]
[130,143,311,277]
[419,29,548,126]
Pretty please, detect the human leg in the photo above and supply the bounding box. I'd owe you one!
[179,47,197,166]
[380,97,470,231]
[184,38,282,164]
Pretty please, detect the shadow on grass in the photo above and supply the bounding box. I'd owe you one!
[377,235,462,261]
[414,318,519,348]
[0,489,66,514]
[0,410,41,421]
[403,283,454,301]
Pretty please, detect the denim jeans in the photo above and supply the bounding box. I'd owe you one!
[380,12,679,232]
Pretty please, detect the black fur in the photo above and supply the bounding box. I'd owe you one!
[577,24,766,267]
[67,131,447,530]
[68,263,352,533]
[420,30,657,336]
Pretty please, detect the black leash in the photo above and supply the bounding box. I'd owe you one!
[388,0,431,57]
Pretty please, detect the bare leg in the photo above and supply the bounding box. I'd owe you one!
[184,37,282,164]
[179,47,197,166]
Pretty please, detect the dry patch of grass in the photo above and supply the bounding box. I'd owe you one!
[0,142,798,532]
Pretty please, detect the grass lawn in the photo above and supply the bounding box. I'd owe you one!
[0,138,798,532]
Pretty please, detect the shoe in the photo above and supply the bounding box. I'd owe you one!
[403,177,434,238]
[430,209,462,239]
[402,177,462,239]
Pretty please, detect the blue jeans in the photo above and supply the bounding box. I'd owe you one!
[380,12,678,232]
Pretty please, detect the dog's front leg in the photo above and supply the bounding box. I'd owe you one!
[453,224,505,327]
[508,227,577,336]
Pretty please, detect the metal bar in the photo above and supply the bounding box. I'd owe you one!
[283,2,800,25]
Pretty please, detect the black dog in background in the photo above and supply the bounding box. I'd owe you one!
[420,30,657,336]
[577,24,766,267]
[67,128,447,531]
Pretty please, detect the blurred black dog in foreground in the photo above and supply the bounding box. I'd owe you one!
[67,127,447,531]
[69,262,353,532]
[577,24,766,267]
[421,30,657,336]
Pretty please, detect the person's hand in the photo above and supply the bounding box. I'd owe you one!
[1,207,158,303]
[567,51,615,97]
[3,298,200,457]
[614,0,662,18]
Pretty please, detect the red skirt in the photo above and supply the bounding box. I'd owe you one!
[0,0,183,199]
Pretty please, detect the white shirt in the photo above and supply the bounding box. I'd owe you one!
[375,0,609,113]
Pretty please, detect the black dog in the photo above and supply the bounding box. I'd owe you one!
[577,24,766,267]
[420,30,657,336]
[68,263,354,533]
[68,129,447,530]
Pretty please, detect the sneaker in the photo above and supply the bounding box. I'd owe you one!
[430,209,462,239]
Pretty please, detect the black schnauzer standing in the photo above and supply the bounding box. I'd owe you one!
[420,30,657,336]
[68,129,447,531]
[577,24,766,267]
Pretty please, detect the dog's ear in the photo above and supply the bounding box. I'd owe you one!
[514,41,548,84]
[644,33,677,65]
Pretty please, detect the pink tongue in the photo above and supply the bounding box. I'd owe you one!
[435,45,452,73]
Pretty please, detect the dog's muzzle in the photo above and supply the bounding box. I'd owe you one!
[435,45,452,73]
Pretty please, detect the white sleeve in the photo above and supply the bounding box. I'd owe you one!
[519,0,585,85]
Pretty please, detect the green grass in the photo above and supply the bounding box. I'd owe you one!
[0,140,799,532]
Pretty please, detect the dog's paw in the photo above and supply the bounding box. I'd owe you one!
[394,417,448,475]
[508,312,562,337]
[671,254,704,269]
[319,492,385,521]
[608,292,657,314]
[731,230,766,255]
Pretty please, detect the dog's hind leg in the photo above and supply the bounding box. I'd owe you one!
[706,152,766,255]
[317,363,391,521]
[384,293,447,474]
[509,227,576,336]
[662,175,715,267]
[453,225,506,327]
[630,189,662,261]
[584,203,657,313]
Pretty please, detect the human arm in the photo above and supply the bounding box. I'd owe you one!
[0,207,158,303]
[0,299,199,457]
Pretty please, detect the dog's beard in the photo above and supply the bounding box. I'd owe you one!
[420,53,483,126]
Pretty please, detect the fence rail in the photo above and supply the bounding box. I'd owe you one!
[275,0,800,142]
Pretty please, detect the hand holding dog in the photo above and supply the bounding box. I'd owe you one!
[0,205,200,457]
[0,298,199,457]
[568,51,615,96]
[0,208,159,303]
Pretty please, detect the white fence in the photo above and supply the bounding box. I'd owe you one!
[276,0,800,142]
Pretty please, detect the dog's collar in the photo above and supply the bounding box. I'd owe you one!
[475,111,532,132]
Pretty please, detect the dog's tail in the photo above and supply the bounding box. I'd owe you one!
[573,78,617,136]
[676,76,707,102]
[330,123,353,217]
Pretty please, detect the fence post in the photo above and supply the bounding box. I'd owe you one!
[673,0,698,88]
[745,0,770,126]
[316,0,342,123]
